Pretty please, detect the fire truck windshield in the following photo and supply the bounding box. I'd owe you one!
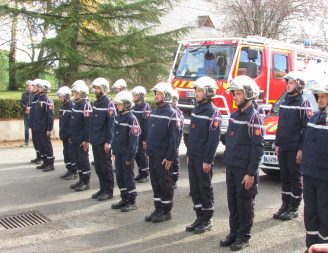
[175,45,236,80]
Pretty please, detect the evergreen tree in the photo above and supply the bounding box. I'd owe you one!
[1,0,187,88]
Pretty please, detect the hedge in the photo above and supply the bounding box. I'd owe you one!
[0,98,156,119]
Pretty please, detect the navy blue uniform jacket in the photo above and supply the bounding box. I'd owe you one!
[187,100,221,164]
[112,111,140,162]
[275,94,311,151]
[89,96,115,146]
[59,100,74,140]
[223,104,264,176]
[146,103,177,161]
[33,93,54,132]
[302,111,328,181]
[132,101,151,143]
[69,98,92,144]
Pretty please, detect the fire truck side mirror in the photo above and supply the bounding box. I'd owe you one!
[247,49,258,60]
[247,62,258,78]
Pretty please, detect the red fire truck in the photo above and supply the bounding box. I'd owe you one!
[169,36,328,144]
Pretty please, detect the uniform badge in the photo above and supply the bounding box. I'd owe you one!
[230,131,234,136]
[191,123,196,129]
[255,128,261,136]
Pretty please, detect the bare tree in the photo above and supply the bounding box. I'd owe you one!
[218,0,311,39]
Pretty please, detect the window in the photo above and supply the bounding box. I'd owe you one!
[237,48,262,77]
[175,45,236,80]
[273,54,288,78]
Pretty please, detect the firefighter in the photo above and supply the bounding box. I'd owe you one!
[220,75,264,251]
[112,79,127,94]
[144,82,177,223]
[69,80,92,192]
[111,91,140,212]
[274,70,311,221]
[29,80,42,164]
[302,81,328,251]
[171,89,184,189]
[185,76,221,234]
[131,85,151,183]
[33,79,55,172]
[89,77,115,201]
[57,86,77,179]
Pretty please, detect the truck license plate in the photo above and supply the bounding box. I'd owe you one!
[262,155,278,165]
[186,91,195,97]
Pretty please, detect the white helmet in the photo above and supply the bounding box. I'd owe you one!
[114,90,134,110]
[192,76,217,99]
[131,86,147,100]
[71,82,89,97]
[112,79,127,91]
[41,80,51,93]
[72,80,86,89]
[283,71,306,93]
[91,77,110,93]
[151,82,173,103]
[33,79,44,88]
[227,75,258,100]
[171,89,179,103]
[56,86,72,99]
[309,80,328,94]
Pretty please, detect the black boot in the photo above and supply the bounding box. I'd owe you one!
[36,163,47,170]
[279,206,299,221]
[230,238,249,251]
[135,174,148,183]
[186,216,202,232]
[151,210,171,223]
[70,180,83,189]
[120,201,137,212]
[31,157,42,164]
[60,170,72,179]
[273,197,289,219]
[91,190,102,199]
[42,164,55,172]
[145,209,160,222]
[97,192,113,201]
[111,200,126,210]
[220,233,236,247]
[74,182,90,191]
[193,218,212,234]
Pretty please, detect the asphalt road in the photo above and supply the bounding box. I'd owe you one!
[0,142,306,253]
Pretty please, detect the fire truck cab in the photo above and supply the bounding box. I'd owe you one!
[169,36,328,145]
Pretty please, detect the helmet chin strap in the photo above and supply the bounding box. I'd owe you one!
[237,98,250,109]
[287,89,298,96]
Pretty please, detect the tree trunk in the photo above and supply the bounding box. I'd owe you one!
[8,1,18,90]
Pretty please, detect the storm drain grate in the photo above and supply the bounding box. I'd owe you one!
[0,211,51,229]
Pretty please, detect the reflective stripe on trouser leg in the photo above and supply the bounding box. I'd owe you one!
[149,156,173,212]
[115,154,136,202]
[188,156,214,219]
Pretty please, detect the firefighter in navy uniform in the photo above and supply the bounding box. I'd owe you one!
[69,80,92,192]
[171,89,184,189]
[111,91,140,212]
[112,79,127,94]
[57,86,78,179]
[302,81,328,251]
[89,77,115,201]
[220,75,264,251]
[131,86,151,183]
[186,76,221,234]
[34,80,55,172]
[29,80,42,164]
[144,82,177,223]
[274,71,311,221]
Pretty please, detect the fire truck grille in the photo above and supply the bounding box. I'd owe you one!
[264,140,275,151]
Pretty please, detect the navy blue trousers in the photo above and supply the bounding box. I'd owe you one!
[92,144,114,194]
